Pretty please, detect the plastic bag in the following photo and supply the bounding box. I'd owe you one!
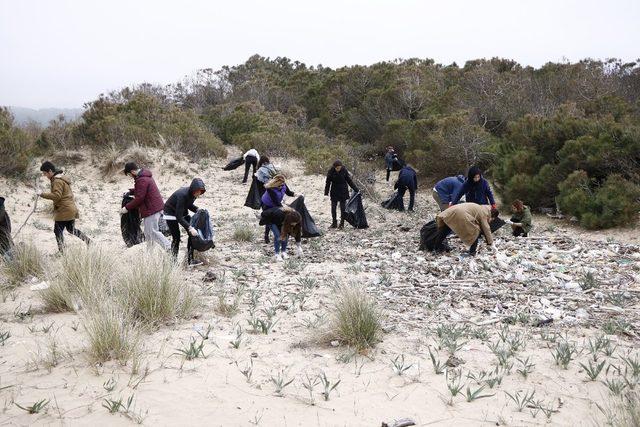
[0,197,13,255]
[381,191,403,210]
[189,209,215,252]
[222,157,245,171]
[244,176,262,210]
[120,193,145,247]
[288,196,321,238]
[344,192,368,229]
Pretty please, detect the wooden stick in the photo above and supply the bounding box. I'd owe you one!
[12,179,39,239]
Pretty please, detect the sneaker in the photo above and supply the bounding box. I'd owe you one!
[281,252,289,260]
[275,253,283,262]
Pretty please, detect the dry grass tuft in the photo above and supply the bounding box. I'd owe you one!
[39,245,114,312]
[327,284,382,351]
[232,224,254,242]
[118,248,196,326]
[1,240,45,289]
[83,303,141,364]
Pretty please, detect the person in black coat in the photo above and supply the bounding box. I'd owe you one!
[394,164,418,211]
[163,178,206,265]
[324,160,359,229]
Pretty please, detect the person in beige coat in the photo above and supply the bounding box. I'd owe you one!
[38,161,90,252]
[435,203,498,255]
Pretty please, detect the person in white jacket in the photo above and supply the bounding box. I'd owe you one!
[242,149,260,184]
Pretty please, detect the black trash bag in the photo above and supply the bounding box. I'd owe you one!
[490,217,506,233]
[344,192,368,229]
[222,157,245,171]
[391,158,403,171]
[189,209,215,252]
[120,193,145,247]
[288,196,321,238]
[381,191,403,210]
[244,176,262,210]
[0,197,14,256]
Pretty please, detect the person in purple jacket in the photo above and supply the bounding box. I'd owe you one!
[450,166,497,209]
[433,175,465,211]
[121,162,170,250]
[260,174,295,243]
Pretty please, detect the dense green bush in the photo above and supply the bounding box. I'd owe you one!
[557,171,640,229]
[0,107,41,176]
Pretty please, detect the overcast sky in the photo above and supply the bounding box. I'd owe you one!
[1,0,638,109]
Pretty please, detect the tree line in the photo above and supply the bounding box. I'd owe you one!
[1,55,639,228]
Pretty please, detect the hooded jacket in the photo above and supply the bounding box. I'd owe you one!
[451,166,496,206]
[395,166,418,190]
[124,169,164,218]
[41,173,79,221]
[255,163,277,184]
[436,203,493,247]
[163,178,205,229]
[325,167,358,201]
[434,175,465,204]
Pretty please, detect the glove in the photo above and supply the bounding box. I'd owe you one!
[504,219,513,225]
[295,243,303,257]
[120,207,128,215]
[188,227,198,237]
[491,204,497,210]
[512,223,523,227]
[36,190,42,196]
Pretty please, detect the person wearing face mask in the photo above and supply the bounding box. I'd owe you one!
[450,166,496,209]
[163,178,206,265]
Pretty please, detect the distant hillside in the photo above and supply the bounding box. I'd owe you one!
[8,106,84,126]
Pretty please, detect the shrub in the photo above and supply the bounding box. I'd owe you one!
[328,284,382,350]
[118,248,196,326]
[83,303,141,364]
[0,108,40,177]
[558,171,640,229]
[303,144,348,175]
[1,241,45,289]
[38,280,75,313]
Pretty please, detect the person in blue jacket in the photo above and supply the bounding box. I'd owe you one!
[433,175,465,211]
[394,163,418,212]
[450,166,496,209]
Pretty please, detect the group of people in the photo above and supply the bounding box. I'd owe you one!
[28,146,533,264]
[37,161,208,266]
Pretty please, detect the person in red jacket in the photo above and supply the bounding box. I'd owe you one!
[121,162,170,250]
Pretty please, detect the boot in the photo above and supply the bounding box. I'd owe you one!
[338,219,344,229]
[330,220,338,229]
[264,228,270,244]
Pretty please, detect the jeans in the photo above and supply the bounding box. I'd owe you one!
[143,211,170,250]
[54,220,90,252]
[331,199,346,223]
[243,156,258,183]
[270,223,288,254]
[432,189,448,212]
[396,185,416,211]
[166,219,194,263]
[386,169,391,182]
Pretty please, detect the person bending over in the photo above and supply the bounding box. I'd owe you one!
[435,203,499,256]
[163,178,206,265]
[433,175,465,212]
[242,148,260,184]
[394,163,418,212]
[261,207,303,261]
